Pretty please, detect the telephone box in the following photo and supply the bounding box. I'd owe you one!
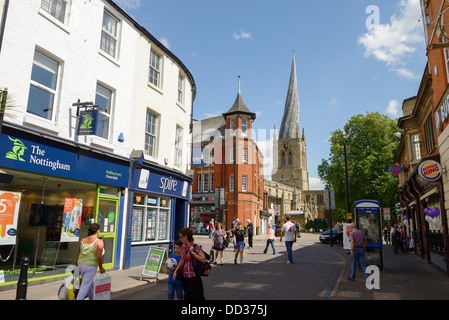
[354,200,383,270]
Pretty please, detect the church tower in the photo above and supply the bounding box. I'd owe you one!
[272,54,309,191]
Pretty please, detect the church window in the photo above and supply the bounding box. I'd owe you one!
[288,152,293,164]
[281,153,286,165]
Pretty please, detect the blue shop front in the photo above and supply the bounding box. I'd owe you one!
[124,153,192,268]
[0,124,129,286]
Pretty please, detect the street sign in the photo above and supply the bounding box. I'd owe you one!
[388,163,404,176]
[383,208,391,220]
[325,189,335,210]
[274,205,280,215]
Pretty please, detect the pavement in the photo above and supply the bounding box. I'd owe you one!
[1,232,449,300]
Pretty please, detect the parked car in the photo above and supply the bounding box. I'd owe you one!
[319,227,339,244]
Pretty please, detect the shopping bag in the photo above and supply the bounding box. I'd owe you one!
[93,272,111,300]
[58,265,81,300]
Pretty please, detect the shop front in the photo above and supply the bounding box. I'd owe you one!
[124,153,192,268]
[397,154,449,275]
[0,124,129,286]
[189,193,220,235]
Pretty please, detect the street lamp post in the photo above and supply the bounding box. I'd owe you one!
[343,132,351,220]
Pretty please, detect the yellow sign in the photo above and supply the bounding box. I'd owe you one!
[347,213,352,220]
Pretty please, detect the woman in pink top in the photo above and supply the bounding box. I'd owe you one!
[263,225,276,254]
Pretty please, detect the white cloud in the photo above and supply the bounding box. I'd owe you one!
[309,177,325,190]
[159,37,170,49]
[113,0,143,10]
[385,99,400,117]
[358,0,423,72]
[233,29,252,40]
[391,67,420,79]
[327,98,337,108]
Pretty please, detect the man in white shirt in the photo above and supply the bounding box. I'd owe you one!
[280,215,297,264]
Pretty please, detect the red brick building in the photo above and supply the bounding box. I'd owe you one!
[190,83,264,233]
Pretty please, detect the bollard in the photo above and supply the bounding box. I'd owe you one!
[16,257,29,300]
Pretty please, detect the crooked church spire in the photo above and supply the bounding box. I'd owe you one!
[279,53,300,139]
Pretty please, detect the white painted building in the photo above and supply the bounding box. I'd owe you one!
[0,0,195,170]
[0,0,195,284]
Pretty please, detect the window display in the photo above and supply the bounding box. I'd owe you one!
[132,193,171,243]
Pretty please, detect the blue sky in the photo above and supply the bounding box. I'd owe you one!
[117,0,427,189]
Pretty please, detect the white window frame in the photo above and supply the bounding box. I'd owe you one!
[203,173,209,193]
[198,174,202,192]
[41,0,67,23]
[149,49,163,88]
[229,175,235,192]
[410,133,422,162]
[100,10,119,58]
[177,73,185,104]
[242,175,247,192]
[241,118,247,135]
[444,48,449,83]
[242,147,248,163]
[27,50,60,122]
[230,118,236,135]
[230,147,234,163]
[174,126,183,167]
[210,173,214,192]
[94,83,113,140]
[145,110,159,158]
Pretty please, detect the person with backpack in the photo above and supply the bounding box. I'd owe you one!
[172,227,206,300]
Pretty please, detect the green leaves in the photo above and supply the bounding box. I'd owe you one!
[318,112,400,221]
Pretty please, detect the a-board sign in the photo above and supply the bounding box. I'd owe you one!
[140,247,166,282]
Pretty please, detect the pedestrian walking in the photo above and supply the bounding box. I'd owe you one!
[173,227,206,300]
[391,224,400,253]
[212,222,226,265]
[280,215,296,264]
[75,223,105,300]
[348,222,368,281]
[167,240,183,300]
[233,221,246,266]
[263,224,276,254]
[208,219,215,239]
[383,226,389,245]
[246,219,254,248]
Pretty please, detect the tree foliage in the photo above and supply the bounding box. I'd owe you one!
[318,112,401,222]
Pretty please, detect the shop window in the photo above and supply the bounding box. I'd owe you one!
[131,193,170,243]
[0,169,97,283]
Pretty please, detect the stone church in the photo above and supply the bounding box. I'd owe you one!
[264,54,325,227]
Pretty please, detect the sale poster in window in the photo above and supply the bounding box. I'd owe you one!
[61,198,82,242]
[0,191,21,245]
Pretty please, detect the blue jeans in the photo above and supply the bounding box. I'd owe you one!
[168,282,184,299]
[263,239,276,254]
[285,241,294,263]
[350,247,367,280]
